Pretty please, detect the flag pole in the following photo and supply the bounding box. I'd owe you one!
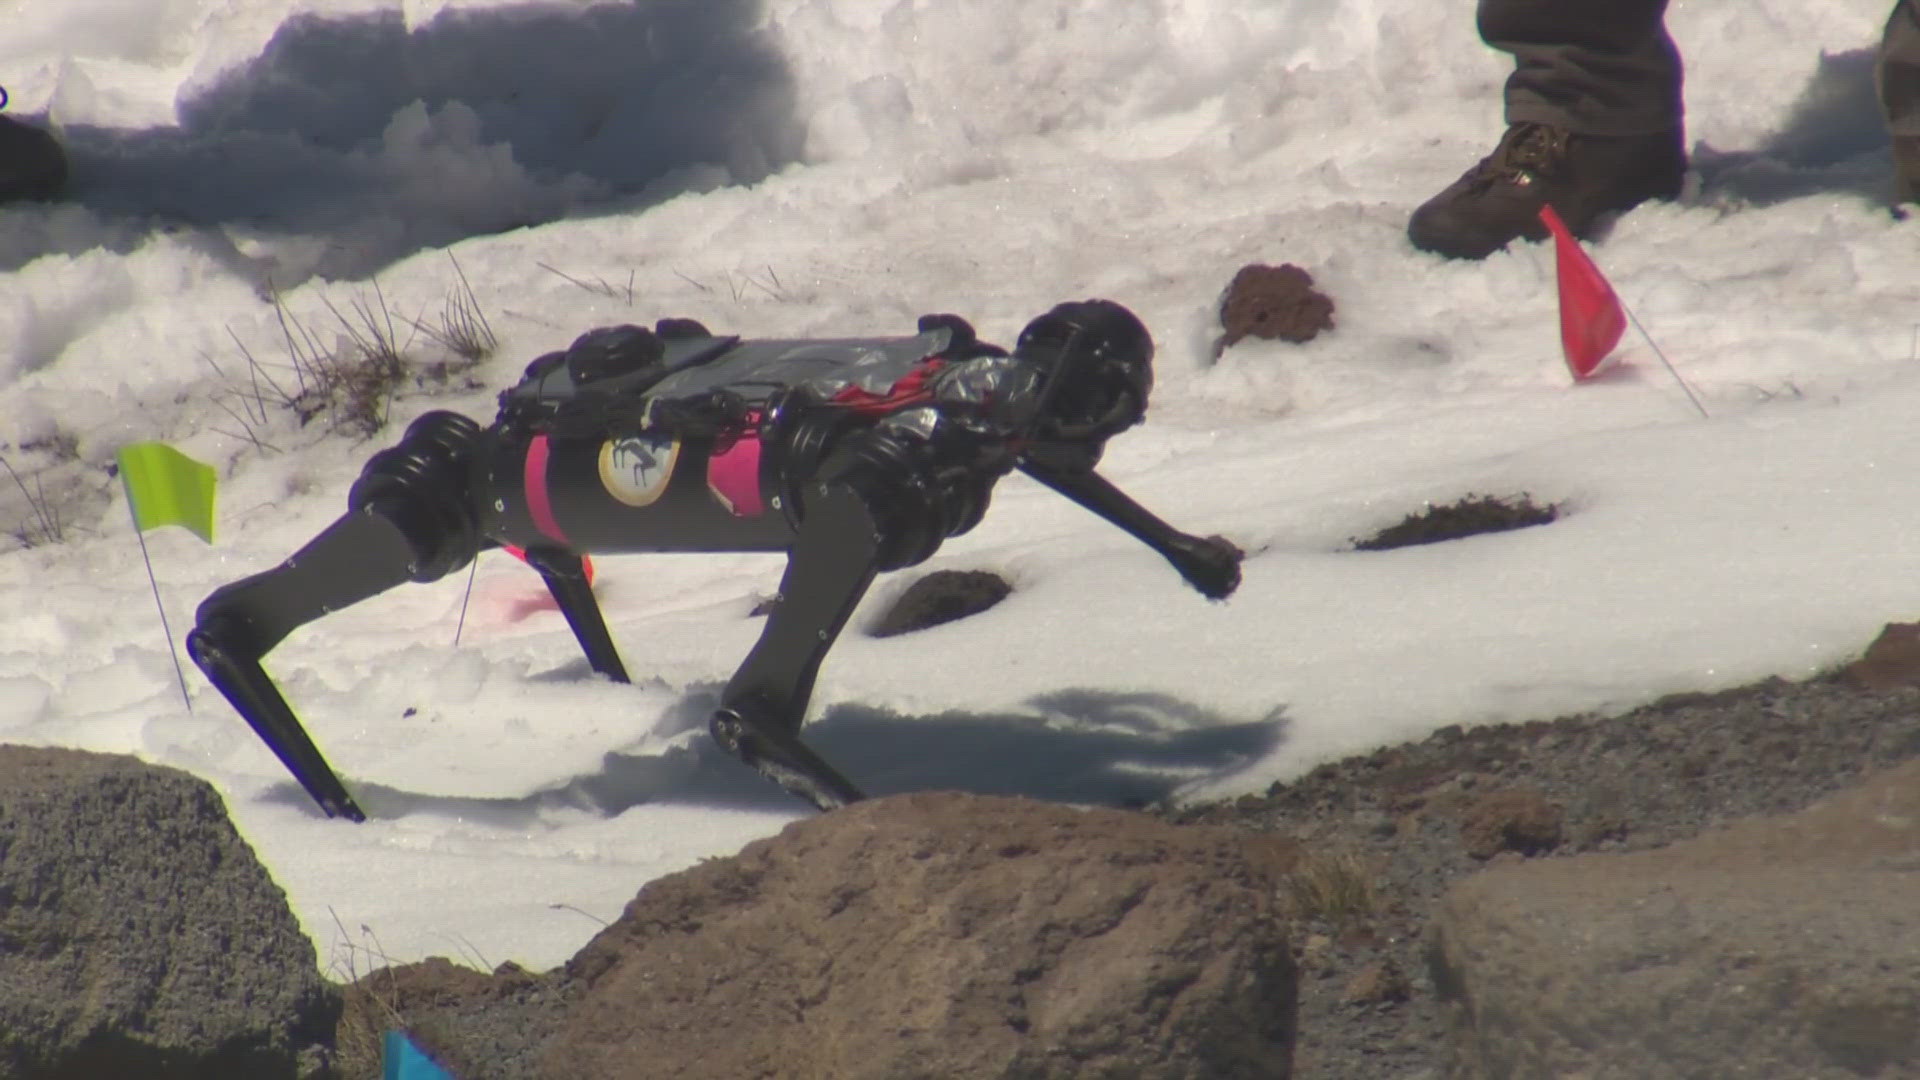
[115,442,218,713]
[125,491,194,712]
[453,555,479,647]
[1621,302,1709,420]
[1539,204,1708,418]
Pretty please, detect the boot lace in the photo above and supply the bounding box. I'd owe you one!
[1472,122,1569,190]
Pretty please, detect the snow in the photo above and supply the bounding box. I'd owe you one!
[1,0,1915,976]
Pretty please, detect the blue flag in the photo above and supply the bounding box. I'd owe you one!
[383,1031,454,1080]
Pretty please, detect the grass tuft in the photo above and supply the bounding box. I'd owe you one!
[327,910,406,1080]
[316,279,412,436]
[212,264,498,445]
[407,252,498,366]
[1281,847,1379,925]
[538,261,634,304]
[0,451,63,547]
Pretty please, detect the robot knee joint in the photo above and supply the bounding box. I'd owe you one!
[347,411,486,582]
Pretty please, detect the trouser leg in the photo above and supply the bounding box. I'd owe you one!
[1881,0,1920,200]
[1879,0,1920,137]
[1478,0,1681,136]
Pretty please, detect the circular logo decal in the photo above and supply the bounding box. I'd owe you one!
[598,434,680,507]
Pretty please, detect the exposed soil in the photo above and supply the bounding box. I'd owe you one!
[1214,262,1337,355]
[1348,492,1557,551]
[1165,673,1920,1078]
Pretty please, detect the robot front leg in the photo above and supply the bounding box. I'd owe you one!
[191,511,425,821]
[189,412,489,820]
[1020,459,1243,600]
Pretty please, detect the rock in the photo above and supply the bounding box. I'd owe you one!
[1455,786,1563,859]
[337,958,561,1080]
[0,745,337,1078]
[1430,758,1920,1079]
[1342,960,1412,1007]
[1298,932,1335,971]
[0,114,67,202]
[1215,262,1335,355]
[1842,621,1920,690]
[870,568,1012,637]
[406,792,1298,1079]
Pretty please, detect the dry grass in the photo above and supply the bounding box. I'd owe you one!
[327,912,407,1080]
[1,451,62,547]
[1281,847,1379,926]
[325,911,503,1080]
[672,264,792,304]
[407,253,498,367]
[538,260,634,304]
[210,282,405,439]
[314,281,412,436]
[211,267,495,445]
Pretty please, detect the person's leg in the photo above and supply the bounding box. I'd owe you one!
[1485,0,1681,136]
[1877,0,1920,201]
[1408,0,1686,259]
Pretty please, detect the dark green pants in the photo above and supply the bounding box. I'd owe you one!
[1482,0,1920,137]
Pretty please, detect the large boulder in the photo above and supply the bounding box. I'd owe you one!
[396,791,1299,1079]
[1430,757,1920,1079]
[0,746,337,1078]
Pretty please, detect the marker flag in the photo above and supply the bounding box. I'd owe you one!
[116,442,217,543]
[1538,204,1626,381]
[116,441,216,712]
[383,1031,455,1080]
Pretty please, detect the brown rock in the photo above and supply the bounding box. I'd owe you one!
[1456,786,1564,859]
[1431,758,1920,1079]
[339,958,559,1080]
[1842,621,1920,690]
[1215,262,1336,355]
[1342,960,1411,1007]
[405,792,1298,1079]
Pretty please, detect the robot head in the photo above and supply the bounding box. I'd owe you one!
[1015,299,1155,459]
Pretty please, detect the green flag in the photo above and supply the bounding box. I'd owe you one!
[116,442,216,543]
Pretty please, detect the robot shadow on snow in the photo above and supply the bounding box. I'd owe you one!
[256,686,1289,823]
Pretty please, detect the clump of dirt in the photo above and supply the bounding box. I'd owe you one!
[1353,493,1558,551]
[869,569,1012,638]
[1215,262,1336,355]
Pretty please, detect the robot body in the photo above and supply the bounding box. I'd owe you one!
[188,301,1242,819]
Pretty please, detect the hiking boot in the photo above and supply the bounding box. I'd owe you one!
[1894,135,1920,204]
[1408,122,1685,260]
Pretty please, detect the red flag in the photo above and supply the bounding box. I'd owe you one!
[1539,204,1626,380]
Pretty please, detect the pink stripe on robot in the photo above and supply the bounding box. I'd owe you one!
[524,435,571,544]
[706,433,765,516]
